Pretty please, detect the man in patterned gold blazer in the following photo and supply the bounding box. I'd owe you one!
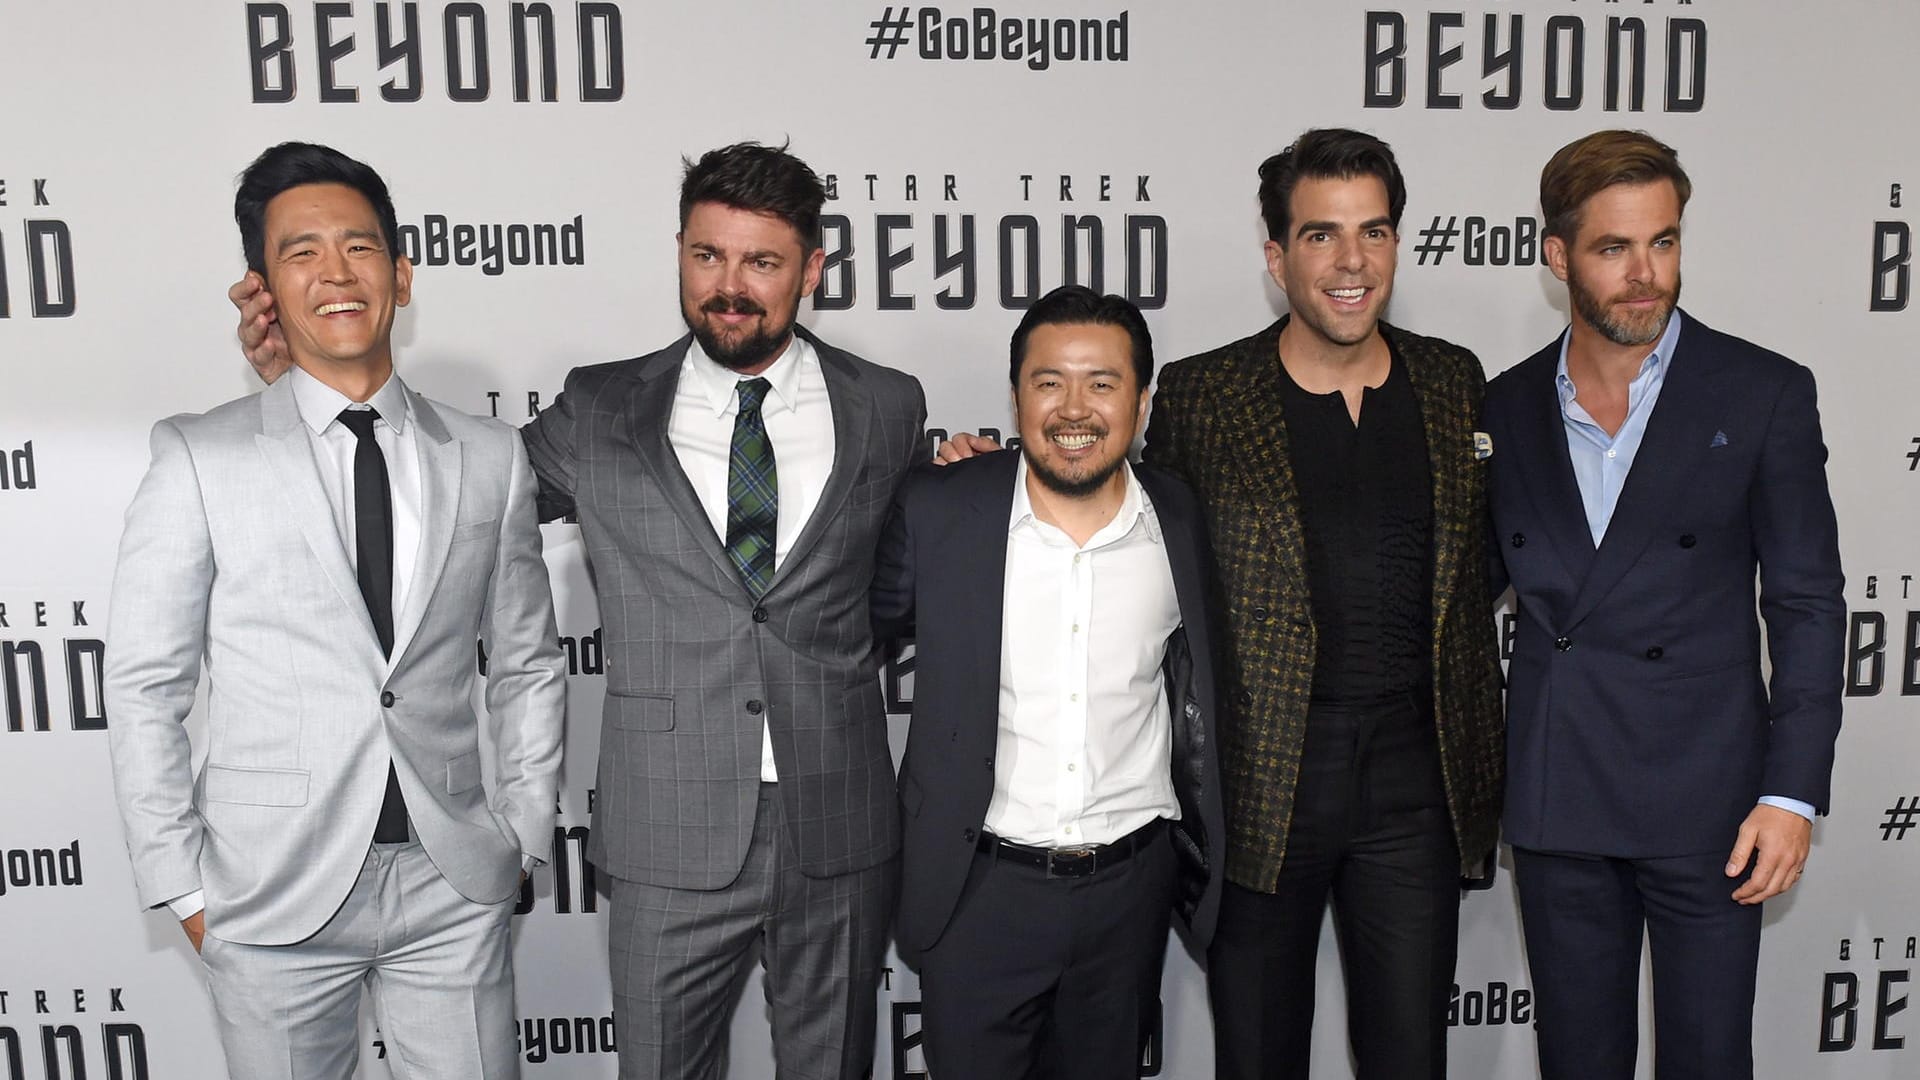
[1142,129,1505,1079]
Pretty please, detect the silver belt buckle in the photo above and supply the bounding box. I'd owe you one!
[1045,845,1096,878]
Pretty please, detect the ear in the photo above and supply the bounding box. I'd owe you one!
[393,255,414,308]
[1263,238,1289,293]
[1135,386,1151,431]
[801,245,826,299]
[1543,235,1570,284]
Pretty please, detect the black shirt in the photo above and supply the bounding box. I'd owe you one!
[1277,339,1434,704]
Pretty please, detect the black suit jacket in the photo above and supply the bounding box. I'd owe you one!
[1485,310,1845,857]
[871,451,1226,954]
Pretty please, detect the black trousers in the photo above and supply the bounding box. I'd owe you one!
[1208,697,1460,1080]
[918,826,1176,1080]
[1513,847,1763,1080]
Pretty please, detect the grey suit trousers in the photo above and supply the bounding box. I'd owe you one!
[200,841,519,1080]
[607,784,896,1080]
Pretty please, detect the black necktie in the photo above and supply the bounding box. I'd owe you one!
[336,407,409,843]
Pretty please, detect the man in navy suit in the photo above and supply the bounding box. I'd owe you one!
[1483,129,1845,1080]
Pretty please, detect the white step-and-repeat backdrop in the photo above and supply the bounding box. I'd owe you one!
[2,2,1915,1077]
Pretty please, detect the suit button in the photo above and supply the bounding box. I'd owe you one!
[1184,702,1199,718]
[746,699,764,715]
[963,828,977,842]
[1554,637,1573,652]
[752,607,769,623]
[1679,534,1697,548]
[1646,646,1665,660]
[1511,533,1526,548]
[380,691,395,707]
[1238,690,1254,706]
[984,757,994,769]
[1251,606,1270,622]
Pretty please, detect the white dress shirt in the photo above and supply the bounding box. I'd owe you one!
[670,333,836,782]
[986,458,1183,848]
[168,365,424,920]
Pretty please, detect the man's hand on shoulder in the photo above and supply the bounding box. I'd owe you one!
[230,272,292,384]
[1727,803,1812,904]
[933,431,1002,465]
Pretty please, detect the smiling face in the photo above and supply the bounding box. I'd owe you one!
[1265,174,1398,351]
[678,201,824,374]
[1014,322,1148,499]
[1548,179,1683,348]
[261,182,412,377]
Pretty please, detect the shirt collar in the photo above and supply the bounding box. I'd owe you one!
[683,331,813,419]
[1009,455,1162,546]
[1555,308,1684,405]
[288,364,411,436]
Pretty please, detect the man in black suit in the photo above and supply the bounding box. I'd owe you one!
[872,285,1224,1079]
[1484,129,1845,1080]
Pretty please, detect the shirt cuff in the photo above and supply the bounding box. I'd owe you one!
[165,890,206,920]
[1757,796,1816,823]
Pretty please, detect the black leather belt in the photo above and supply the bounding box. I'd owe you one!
[976,818,1165,878]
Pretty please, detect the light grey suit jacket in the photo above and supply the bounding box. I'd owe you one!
[521,328,926,889]
[106,375,566,946]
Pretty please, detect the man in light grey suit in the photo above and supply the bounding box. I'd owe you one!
[109,142,565,1080]
[231,142,927,1079]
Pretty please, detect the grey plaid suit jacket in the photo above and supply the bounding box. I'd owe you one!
[522,327,927,888]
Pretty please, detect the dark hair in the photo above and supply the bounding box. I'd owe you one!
[1007,285,1154,390]
[1540,129,1691,241]
[679,141,828,251]
[1257,128,1408,247]
[234,142,402,276]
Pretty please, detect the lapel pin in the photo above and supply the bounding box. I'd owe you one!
[1473,431,1493,460]
[1710,431,1729,448]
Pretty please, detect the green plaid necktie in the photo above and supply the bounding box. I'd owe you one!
[724,377,779,598]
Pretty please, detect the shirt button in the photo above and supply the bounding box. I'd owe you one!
[1067,763,1077,772]
[1554,637,1574,652]
[746,699,765,715]
[1070,693,1079,702]
[1072,624,1080,633]
[1064,825,1074,834]
[1072,554,1081,564]
[1606,448,1617,459]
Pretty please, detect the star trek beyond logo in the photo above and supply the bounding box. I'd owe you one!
[0,600,105,734]
[0,988,150,1080]
[1364,2,1707,112]
[813,171,1168,312]
[396,213,586,276]
[0,178,77,319]
[1871,183,1910,313]
[1820,933,1913,1053]
[1843,574,1920,699]
[245,2,625,103]
[0,842,83,900]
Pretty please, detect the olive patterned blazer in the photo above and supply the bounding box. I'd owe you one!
[1142,317,1504,890]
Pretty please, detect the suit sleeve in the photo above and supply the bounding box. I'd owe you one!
[104,419,213,910]
[480,432,568,863]
[519,370,582,522]
[870,480,918,643]
[1748,362,1846,813]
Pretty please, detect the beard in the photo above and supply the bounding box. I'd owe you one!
[1569,265,1680,348]
[683,291,797,373]
[1022,426,1127,499]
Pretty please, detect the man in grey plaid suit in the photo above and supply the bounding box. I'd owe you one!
[517,144,925,1079]
[235,143,926,1078]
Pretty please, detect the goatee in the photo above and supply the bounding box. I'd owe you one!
[685,293,793,373]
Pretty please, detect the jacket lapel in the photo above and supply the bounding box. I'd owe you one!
[388,392,461,668]
[767,331,872,597]
[1509,341,1599,585]
[1393,327,1472,638]
[1567,314,1728,627]
[253,378,386,663]
[622,337,740,584]
[1219,320,1312,606]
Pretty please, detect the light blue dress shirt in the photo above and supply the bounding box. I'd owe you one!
[1555,311,1814,824]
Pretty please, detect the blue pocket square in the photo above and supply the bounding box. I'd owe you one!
[1710,431,1729,448]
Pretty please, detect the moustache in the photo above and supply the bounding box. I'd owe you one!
[702,295,767,317]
